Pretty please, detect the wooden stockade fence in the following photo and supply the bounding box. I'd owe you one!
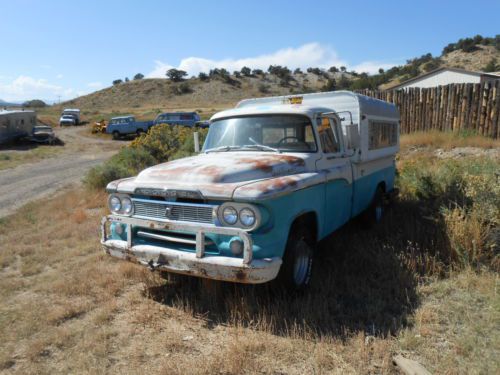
[356,81,500,138]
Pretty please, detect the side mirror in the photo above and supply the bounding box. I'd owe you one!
[193,131,200,153]
[345,124,360,150]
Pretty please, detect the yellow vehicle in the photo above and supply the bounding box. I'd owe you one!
[91,119,107,134]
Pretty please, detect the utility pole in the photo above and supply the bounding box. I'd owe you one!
[57,95,61,104]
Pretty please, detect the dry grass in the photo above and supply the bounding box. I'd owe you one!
[0,144,63,170]
[398,269,499,374]
[0,150,498,374]
[400,130,500,151]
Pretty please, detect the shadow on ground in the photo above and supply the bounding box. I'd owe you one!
[0,138,65,151]
[146,198,452,338]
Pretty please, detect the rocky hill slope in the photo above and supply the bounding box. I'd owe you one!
[61,37,499,111]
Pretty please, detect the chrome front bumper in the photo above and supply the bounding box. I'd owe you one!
[101,215,282,284]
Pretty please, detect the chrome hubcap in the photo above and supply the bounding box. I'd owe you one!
[375,205,383,222]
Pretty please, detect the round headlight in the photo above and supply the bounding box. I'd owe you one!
[109,195,121,213]
[121,197,133,215]
[239,208,256,227]
[223,206,238,225]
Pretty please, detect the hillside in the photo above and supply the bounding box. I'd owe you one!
[61,71,349,111]
[59,36,500,112]
[380,44,500,89]
[441,44,499,71]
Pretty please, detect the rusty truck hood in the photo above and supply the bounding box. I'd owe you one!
[108,152,322,200]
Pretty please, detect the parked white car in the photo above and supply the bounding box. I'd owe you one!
[59,114,76,126]
[61,108,81,125]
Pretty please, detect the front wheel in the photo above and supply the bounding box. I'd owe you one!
[112,131,120,140]
[274,228,314,291]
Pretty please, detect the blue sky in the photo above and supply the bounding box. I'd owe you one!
[0,0,499,102]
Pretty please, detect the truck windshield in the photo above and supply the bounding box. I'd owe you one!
[203,115,317,153]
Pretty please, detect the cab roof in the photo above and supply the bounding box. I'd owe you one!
[210,104,330,121]
[111,115,134,120]
[158,111,198,115]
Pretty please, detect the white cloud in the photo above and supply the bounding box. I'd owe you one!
[56,74,64,79]
[350,61,397,75]
[87,81,103,88]
[148,42,402,78]
[0,75,74,102]
[148,43,348,78]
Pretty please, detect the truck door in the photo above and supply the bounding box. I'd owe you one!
[315,114,353,235]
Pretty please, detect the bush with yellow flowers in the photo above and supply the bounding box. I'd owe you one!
[85,124,208,189]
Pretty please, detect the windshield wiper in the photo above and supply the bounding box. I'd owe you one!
[241,144,281,153]
[205,142,280,154]
[246,137,281,153]
[204,145,240,153]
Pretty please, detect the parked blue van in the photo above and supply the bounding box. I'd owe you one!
[154,112,201,127]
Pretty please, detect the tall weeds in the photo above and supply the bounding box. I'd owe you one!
[398,155,499,270]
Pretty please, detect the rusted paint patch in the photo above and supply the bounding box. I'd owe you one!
[234,172,324,200]
[237,154,305,173]
[234,269,247,281]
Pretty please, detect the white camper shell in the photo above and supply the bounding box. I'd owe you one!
[235,90,400,163]
[0,110,37,144]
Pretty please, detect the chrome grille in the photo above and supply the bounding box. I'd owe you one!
[132,198,215,224]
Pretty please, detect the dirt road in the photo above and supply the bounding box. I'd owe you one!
[0,126,123,218]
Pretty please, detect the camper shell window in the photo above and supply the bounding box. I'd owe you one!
[368,121,398,150]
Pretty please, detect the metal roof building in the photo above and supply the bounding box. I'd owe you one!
[389,67,500,90]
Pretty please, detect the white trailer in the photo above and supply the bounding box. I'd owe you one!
[0,110,37,144]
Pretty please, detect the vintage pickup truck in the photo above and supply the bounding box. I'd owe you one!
[101,91,399,289]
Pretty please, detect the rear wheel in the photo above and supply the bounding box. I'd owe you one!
[112,131,120,140]
[275,226,314,291]
[136,129,145,137]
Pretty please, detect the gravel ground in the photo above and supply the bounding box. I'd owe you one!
[0,126,123,218]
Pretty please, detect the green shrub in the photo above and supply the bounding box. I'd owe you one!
[175,82,192,95]
[85,125,208,190]
[166,68,187,82]
[84,147,156,189]
[258,83,269,93]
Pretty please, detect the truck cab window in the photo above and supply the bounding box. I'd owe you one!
[317,117,340,153]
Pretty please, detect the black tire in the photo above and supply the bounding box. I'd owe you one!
[136,129,145,137]
[363,185,385,227]
[274,226,314,291]
[112,131,120,140]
